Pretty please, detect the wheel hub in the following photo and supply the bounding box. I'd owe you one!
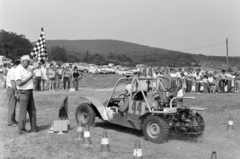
[78,110,89,124]
[147,122,160,138]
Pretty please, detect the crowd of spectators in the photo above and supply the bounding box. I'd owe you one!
[152,67,240,94]
[2,63,240,94]
[2,62,84,91]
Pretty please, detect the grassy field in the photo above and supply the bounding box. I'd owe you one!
[0,74,240,159]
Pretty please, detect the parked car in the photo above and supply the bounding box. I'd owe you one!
[88,64,99,74]
[129,67,140,74]
[77,63,89,73]
[98,66,109,74]
[116,68,133,77]
[103,65,115,74]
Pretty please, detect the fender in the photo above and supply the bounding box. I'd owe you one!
[80,96,109,121]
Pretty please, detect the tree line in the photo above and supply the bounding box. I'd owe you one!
[1,29,239,69]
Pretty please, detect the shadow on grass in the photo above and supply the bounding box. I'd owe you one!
[169,132,204,143]
[38,124,51,131]
[95,121,143,137]
[95,121,204,143]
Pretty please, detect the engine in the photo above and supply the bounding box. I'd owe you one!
[166,108,204,134]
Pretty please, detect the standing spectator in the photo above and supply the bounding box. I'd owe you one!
[6,60,20,126]
[170,69,178,78]
[73,66,82,91]
[2,63,10,88]
[180,73,187,93]
[15,55,39,134]
[185,68,193,93]
[194,69,202,93]
[56,64,63,90]
[41,64,48,91]
[208,73,214,92]
[69,64,74,88]
[218,70,226,93]
[225,70,234,93]
[62,66,71,91]
[34,67,42,91]
[48,64,56,91]
[202,74,208,93]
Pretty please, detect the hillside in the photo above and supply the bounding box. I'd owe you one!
[43,39,240,70]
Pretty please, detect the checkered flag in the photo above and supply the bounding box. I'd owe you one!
[30,28,47,62]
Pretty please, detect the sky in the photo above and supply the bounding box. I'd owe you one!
[0,0,240,56]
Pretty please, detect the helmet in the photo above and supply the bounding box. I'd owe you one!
[125,84,136,95]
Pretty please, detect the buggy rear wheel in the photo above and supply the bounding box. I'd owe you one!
[75,103,95,126]
[143,115,169,144]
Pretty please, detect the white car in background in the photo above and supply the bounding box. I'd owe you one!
[88,64,99,74]
[77,62,89,73]
[98,66,109,74]
[103,65,115,74]
[116,67,133,76]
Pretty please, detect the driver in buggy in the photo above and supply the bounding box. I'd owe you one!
[151,77,184,110]
[117,84,135,112]
[117,83,147,112]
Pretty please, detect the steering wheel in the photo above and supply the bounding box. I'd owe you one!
[118,94,127,102]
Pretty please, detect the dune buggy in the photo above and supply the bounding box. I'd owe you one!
[75,77,207,143]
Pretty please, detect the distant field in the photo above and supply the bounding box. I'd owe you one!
[0,74,240,159]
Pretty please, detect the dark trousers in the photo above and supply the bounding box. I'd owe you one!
[35,77,41,91]
[227,80,232,93]
[56,75,62,89]
[186,80,192,93]
[196,82,201,92]
[74,78,79,91]
[18,90,37,132]
[219,79,226,93]
[6,87,17,125]
[63,77,70,90]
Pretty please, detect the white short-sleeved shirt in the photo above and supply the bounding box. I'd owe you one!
[15,65,34,90]
[34,68,42,77]
[6,67,16,88]
[208,77,214,83]
[41,67,48,80]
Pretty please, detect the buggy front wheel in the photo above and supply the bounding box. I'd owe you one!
[143,115,169,144]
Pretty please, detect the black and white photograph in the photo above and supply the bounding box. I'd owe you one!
[0,0,240,159]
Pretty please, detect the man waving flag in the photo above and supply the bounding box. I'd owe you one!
[31,28,47,62]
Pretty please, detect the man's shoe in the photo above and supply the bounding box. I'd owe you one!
[13,120,18,124]
[28,127,39,133]
[18,130,28,134]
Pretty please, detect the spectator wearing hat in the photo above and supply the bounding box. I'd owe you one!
[6,60,20,126]
[15,55,40,134]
